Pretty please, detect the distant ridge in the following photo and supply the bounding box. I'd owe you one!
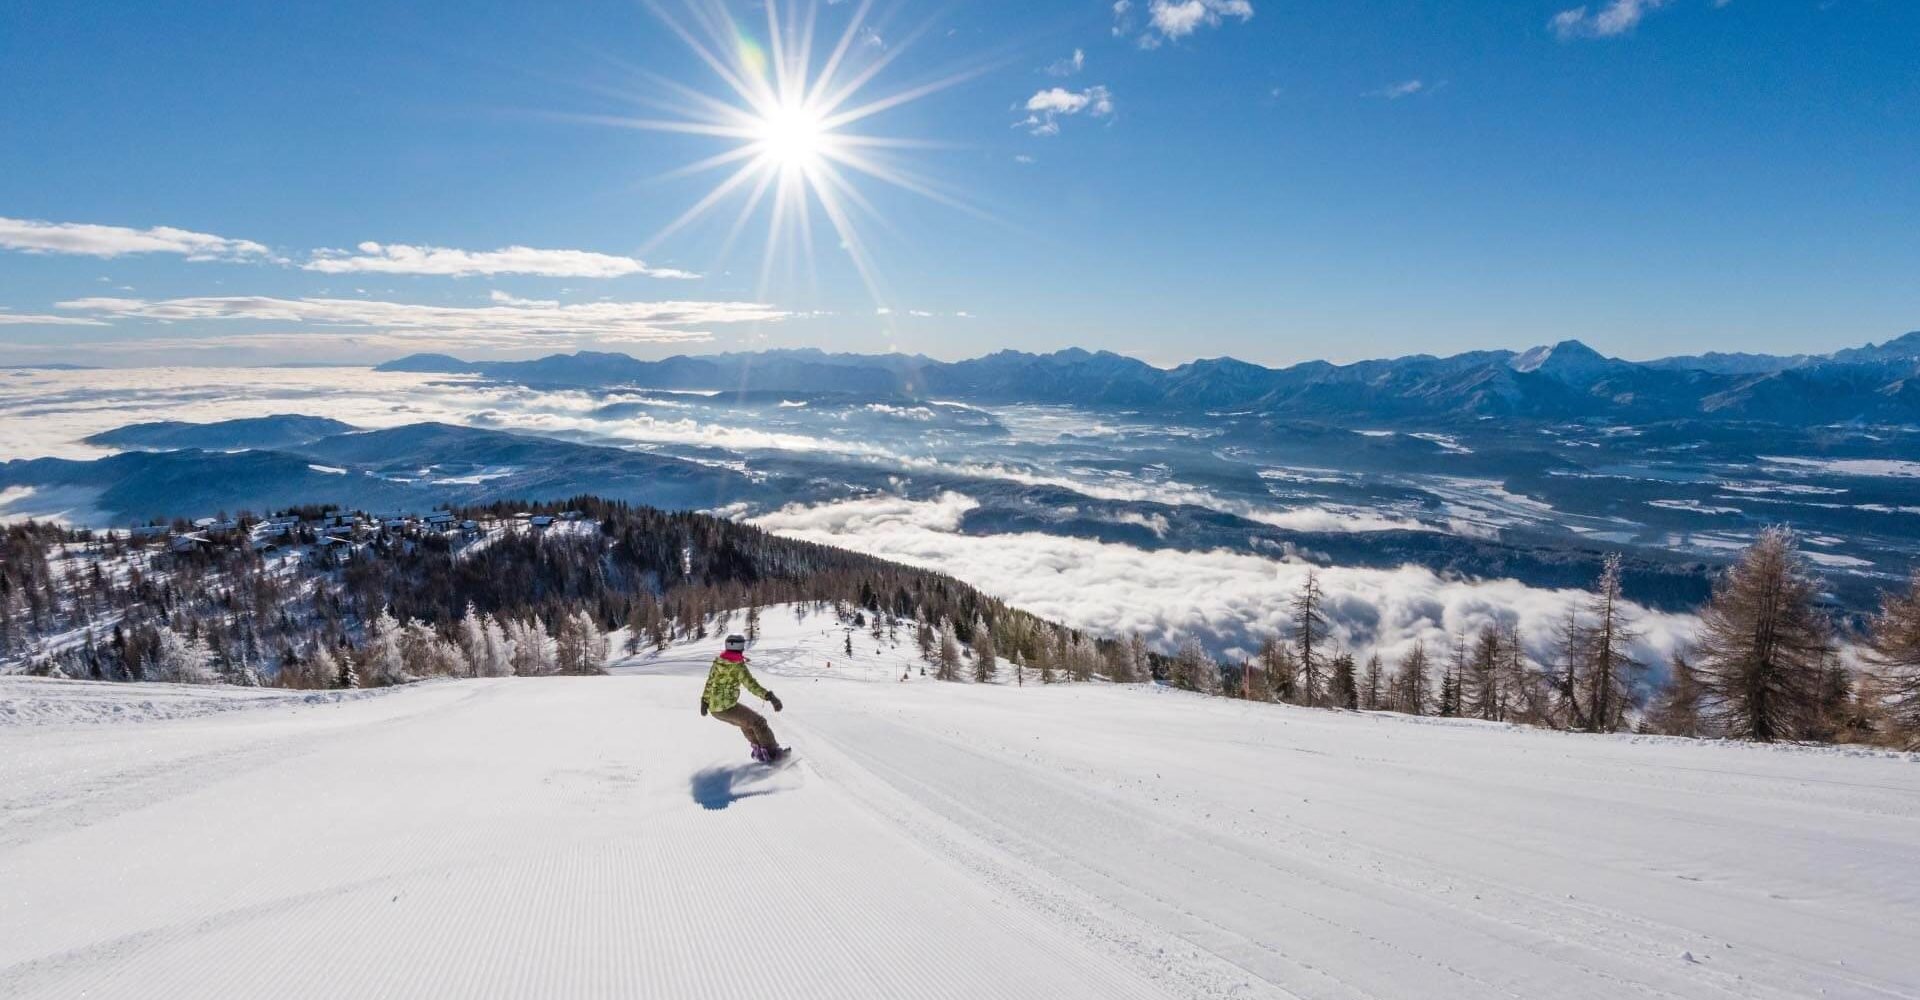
[379,330,1920,425]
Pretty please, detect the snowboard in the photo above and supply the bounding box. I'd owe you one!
[751,745,795,767]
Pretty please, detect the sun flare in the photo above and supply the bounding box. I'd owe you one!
[753,101,833,171]
[601,0,983,299]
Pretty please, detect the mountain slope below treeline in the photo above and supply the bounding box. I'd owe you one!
[3,610,1915,999]
[84,414,356,452]
[379,332,1920,424]
[0,421,760,523]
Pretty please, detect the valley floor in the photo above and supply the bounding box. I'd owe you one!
[3,617,1918,999]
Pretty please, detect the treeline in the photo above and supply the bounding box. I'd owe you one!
[0,497,1095,691]
[1156,529,1920,749]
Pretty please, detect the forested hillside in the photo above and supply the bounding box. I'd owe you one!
[4,497,1918,749]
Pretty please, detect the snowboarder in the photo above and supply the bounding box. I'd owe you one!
[700,634,788,763]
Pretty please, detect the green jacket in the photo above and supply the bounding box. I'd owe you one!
[703,655,769,713]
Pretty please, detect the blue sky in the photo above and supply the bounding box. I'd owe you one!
[1,0,1915,367]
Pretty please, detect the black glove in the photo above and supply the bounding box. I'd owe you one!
[699,698,708,717]
[768,692,783,712]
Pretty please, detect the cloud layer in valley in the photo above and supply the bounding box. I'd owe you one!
[752,491,1696,668]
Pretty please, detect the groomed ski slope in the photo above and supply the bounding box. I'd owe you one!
[4,608,1918,999]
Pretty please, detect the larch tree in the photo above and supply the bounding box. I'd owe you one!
[1291,571,1326,707]
[1694,528,1831,743]
[1866,573,1920,748]
[973,621,998,682]
[1361,653,1383,710]
[1172,637,1219,694]
[1645,651,1704,737]
[1465,626,1503,721]
[1399,642,1430,716]
[1258,636,1296,704]
[937,625,962,681]
[1581,554,1643,733]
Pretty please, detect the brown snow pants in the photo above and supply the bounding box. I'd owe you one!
[711,704,778,749]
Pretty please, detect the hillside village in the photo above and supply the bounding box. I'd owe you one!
[129,505,590,566]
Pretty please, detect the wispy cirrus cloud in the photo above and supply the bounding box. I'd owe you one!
[303,241,700,280]
[1018,86,1116,137]
[1115,0,1254,47]
[0,216,270,261]
[1045,48,1087,77]
[1369,79,1426,100]
[52,294,782,344]
[1550,0,1670,39]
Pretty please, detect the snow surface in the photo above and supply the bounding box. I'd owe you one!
[0,677,387,726]
[3,607,1918,999]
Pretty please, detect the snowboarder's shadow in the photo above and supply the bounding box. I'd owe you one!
[689,763,792,811]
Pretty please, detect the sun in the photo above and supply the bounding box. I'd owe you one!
[598,0,986,299]
[753,101,833,172]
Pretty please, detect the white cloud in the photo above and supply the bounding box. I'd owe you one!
[0,216,269,261]
[1018,86,1116,136]
[303,242,698,279]
[488,290,560,308]
[1045,48,1087,77]
[752,492,1697,666]
[1550,0,1670,40]
[1370,79,1425,99]
[53,294,782,344]
[0,307,107,327]
[1117,0,1254,46]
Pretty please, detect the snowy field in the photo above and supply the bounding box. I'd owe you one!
[3,610,1918,999]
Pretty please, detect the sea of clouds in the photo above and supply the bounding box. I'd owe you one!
[0,367,1701,664]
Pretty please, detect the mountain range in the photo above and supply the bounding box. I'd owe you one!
[378,332,1920,425]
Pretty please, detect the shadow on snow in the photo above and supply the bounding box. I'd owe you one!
[689,763,788,811]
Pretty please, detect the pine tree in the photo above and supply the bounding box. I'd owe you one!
[1291,572,1326,707]
[1695,529,1831,742]
[1329,651,1358,710]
